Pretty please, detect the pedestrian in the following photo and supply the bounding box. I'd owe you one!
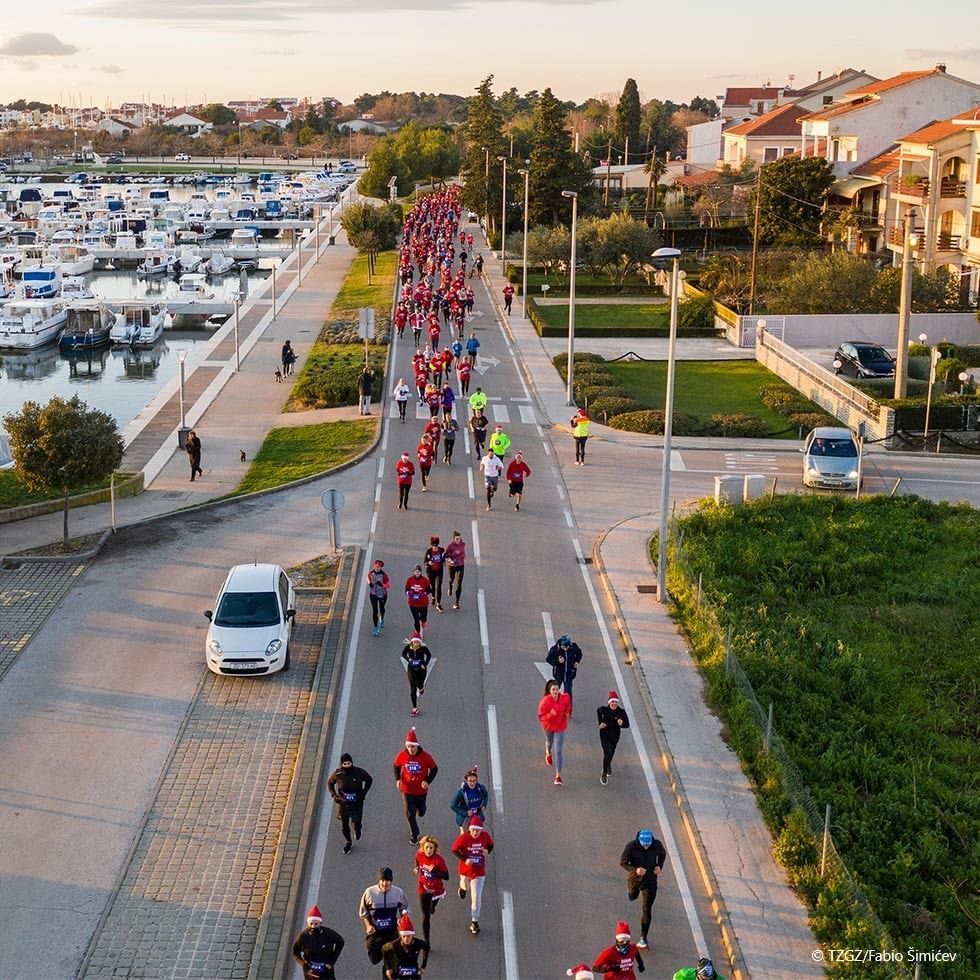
[358,867,407,966]
[450,767,489,829]
[292,905,345,980]
[451,815,494,935]
[457,358,472,396]
[597,691,630,785]
[381,914,429,980]
[473,253,484,278]
[619,828,667,950]
[538,678,572,786]
[571,408,591,465]
[502,282,514,314]
[465,331,480,366]
[423,382,440,420]
[413,837,449,964]
[327,752,373,854]
[445,530,466,609]
[505,451,531,511]
[395,452,415,510]
[423,535,446,611]
[281,339,297,376]
[673,958,725,980]
[479,448,504,511]
[442,417,459,464]
[468,385,487,417]
[394,303,408,340]
[450,337,463,367]
[414,361,428,407]
[404,565,431,635]
[358,366,376,415]
[470,410,488,459]
[488,423,511,460]
[546,634,583,710]
[393,378,411,422]
[592,921,645,980]
[567,966,595,980]
[401,632,432,718]
[393,727,438,844]
[367,559,390,637]
[440,382,456,422]
[416,435,434,492]
[185,429,203,482]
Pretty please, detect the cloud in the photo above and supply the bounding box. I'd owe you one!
[905,47,980,62]
[97,63,123,74]
[0,32,80,56]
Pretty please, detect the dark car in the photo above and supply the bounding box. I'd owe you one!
[833,342,895,379]
[106,153,123,164]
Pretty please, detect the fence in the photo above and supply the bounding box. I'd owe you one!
[669,519,915,978]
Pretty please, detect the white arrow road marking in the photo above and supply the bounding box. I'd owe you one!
[473,354,501,375]
[534,661,553,683]
[670,449,686,471]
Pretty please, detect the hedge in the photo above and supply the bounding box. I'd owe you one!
[527,296,721,338]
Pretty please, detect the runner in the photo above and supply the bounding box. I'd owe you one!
[367,559,390,637]
[488,423,511,460]
[546,634,583,710]
[567,966,595,980]
[450,767,489,829]
[673,958,725,980]
[423,416,443,464]
[326,752,373,854]
[479,448,504,511]
[465,331,481,366]
[292,905,345,979]
[444,530,466,609]
[381,914,429,980]
[413,837,449,963]
[424,382,442,420]
[597,691,630,785]
[395,452,415,510]
[393,728,438,844]
[467,385,487,417]
[440,381,456,422]
[358,868,407,966]
[393,377,411,423]
[394,303,408,340]
[505,450,531,511]
[591,921,645,980]
[502,282,515,314]
[619,829,668,950]
[442,417,459,465]
[423,535,446,611]
[404,565,431,635]
[538,678,572,785]
[450,336,464,368]
[400,631,432,718]
[571,407,591,465]
[416,435,434,492]
[451,815,494,935]
[457,357,472,396]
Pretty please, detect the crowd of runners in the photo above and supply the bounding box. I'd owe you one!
[292,186,719,980]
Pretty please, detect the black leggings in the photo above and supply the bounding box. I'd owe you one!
[369,594,387,627]
[407,666,427,708]
[397,400,407,420]
[628,882,658,940]
[427,570,443,607]
[410,606,428,632]
[574,436,588,462]
[601,732,620,776]
[443,438,455,463]
[337,802,363,844]
[419,892,442,957]
[420,465,430,488]
[403,793,427,838]
[399,484,411,508]
[448,565,464,603]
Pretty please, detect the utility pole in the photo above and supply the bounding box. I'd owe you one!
[894,208,917,399]
[604,139,612,208]
[645,145,657,220]
[748,167,763,316]
[624,136,629,167]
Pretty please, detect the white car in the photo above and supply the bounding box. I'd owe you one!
[175,152,191,162]
[204,563,296,675]
[801,426,861,491]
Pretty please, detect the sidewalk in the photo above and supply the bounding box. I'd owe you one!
[480,247,822,975]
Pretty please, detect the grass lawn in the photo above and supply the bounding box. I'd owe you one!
[0,470,135,510]
[332,251,398,316]
[234,419,376,494]
[516,269,659,296]
[606,360,793,433]
[536,303,669,330]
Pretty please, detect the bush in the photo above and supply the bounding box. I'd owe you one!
[758,383,814,415]
[607,409,707,436]
[789,411,836,431]
[936,356,966,384]
[773,807,818,871]
[677,293,716,331]
[589,395,642,418]
[709,413,773,437]
[958,345,980,367]
[289,344,386,409]
[552,351,607,372]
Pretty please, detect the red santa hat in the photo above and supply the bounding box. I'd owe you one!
[608,691,620,703]
[468,815,484,828]
[397,913,415,935]
[306,905,322,923]
[405,727,419,747]
[410,631,422,642]
[615,921,631,941]
[567,966,594,980]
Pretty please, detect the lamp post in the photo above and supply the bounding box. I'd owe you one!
[959,370,970,396]
[498,155,508,273]
[561,190,579,406]
[894,208,918,398]
[518,164,530,319]
[653,246,682,604]
[919,332,941,441]
[177,347,188,438]
[237,122,243,167]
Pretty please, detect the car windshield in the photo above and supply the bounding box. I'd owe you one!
[857,347,891,363]
[810,438,858,458]
[214,591,280,627]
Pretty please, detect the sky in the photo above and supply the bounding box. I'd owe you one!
[1,0,980,108]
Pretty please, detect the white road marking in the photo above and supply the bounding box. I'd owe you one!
[542,441,551,457]
[519,405,535,425]
[377,456,385,479]
[370,511,377,534]
[542,611,555,650]
[535,424,544,437]
[571,538,709,952]
[563,508,574,528]
[467,468,475,500]
[477,589,490,664]
[416,403,429,420]
[501,891,519,980]
[463,426,471,456]
[471,519,481,565]
[671,449,686,471]
[374,483,381,503]
[515,368,530,400]
[511,397,531,403]
[493,404,511,424]
[486,704,503,815]
[725,452,778,472]
[381,423,389,452]
[533,662,553,683]
[556,484,566,501]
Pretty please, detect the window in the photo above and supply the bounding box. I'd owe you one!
[783,147,796,157]
[823,95,834,105]
[972,210,980,239]
[763,147,779,162]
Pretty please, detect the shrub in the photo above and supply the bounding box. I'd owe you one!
[936,356,966,384]
[677,293,716,331]
[709,413,772,437]
[773,807,818,871]
[552,352,607,371]
[589,395,642,418]
[607,410,707,436]
[789,411,836,431]
[758,383,814,415]
[290,344,386,409]
[907,343,930,357]
[958,345,980,367]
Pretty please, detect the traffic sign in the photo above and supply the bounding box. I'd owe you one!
[320,488,346,511]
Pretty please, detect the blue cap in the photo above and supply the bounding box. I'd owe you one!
[637,829,653,846]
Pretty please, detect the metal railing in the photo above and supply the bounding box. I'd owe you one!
[890,175,929,198]
[939,177,967,198]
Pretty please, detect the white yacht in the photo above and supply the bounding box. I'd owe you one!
[19,265,63,299]
[228,227,260,261]
[206,251,235,276]
[175,273,214,300]
[61,276,96,302]
[45,243,96,276]
[0,297,68,349]
[111,303,172,346]
[138,249,177,278]
[176,246,206,273]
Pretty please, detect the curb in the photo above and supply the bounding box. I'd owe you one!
[1,528,113,568]
[0,472,144,526]
[591,518,749,980]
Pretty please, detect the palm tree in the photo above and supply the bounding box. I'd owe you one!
[643,153,667,221]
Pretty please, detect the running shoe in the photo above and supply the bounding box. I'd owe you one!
[453,602,459,610]
[637,938,649,950]
[379,618,385,628]
[554,774,563,786]
[372,627,380,637]
[343,842,352,855]
[600,773,608,786]
[458,885,467,899]
[469,920,480,935]
[545,752,553,767]
[410,833,419,845]
[411,708,419,717]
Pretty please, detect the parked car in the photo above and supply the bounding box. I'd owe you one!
[204,563,296,675]
[833,341,895,379]
[801,426,861,490]
[105,152,123,164]
[280,152,299,160]
[338,159,357,173]
[175,152,191,162]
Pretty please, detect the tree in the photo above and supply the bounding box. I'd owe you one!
[577,213,660,287]
[521,224,572,285]
[755,156,835,246]
[527,88,593,227]
[614,79,641,164]
[459,76,505,239]
[689,96,720,120]
[641,99,683,157]
[199,103,237,127]
[3,395,123,548]
[340,201,403,280]
[359,123,459,198]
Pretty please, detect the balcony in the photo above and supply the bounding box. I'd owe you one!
[939,177,967,198]
[888,227,926,250]
[936,233,962,251]
[890,175,929,198]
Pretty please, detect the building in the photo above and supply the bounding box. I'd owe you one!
[720,86,783,120]
[162,110,212,135]
[776,68,879,113]
[100,117,141,138]
[722,103,810,168]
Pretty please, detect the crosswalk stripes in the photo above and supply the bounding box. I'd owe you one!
[519,405,536,425]
[493,404,511,424]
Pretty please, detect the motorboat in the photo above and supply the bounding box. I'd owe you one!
[228,227,260,261]
[0,250,21,276]
[175,273,214,300]
[206,251,235,276]
[45,243,96,276]
[137,248,177,278]
[59,304,114,351]
[175,245,207,273]
[111,303,172,346]
[19,264,63,299]
[0,297,68,349]
[61,275,96,302]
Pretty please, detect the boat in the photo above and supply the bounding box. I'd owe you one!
[206,251,235,276]
[61,275,96,301]
[175,273,214,301]
[59,304,114,351]
[176,246,206,273]
[19,264,62,299]
[228,227,260,262]
[0,250,21,276]
[0,297,68,350]
[45,243,96,276]
[110,303,172,346]
[137,248,177,278]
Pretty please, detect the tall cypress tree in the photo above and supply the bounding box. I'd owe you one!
[460,75,505,238]
[615,79,641,164]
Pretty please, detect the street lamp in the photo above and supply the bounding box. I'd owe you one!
[894,208,918,398]
[959,370,971,396]
[177,347,188,436]
[653,246,682,604]
[919,332,941,441]
[237,121,243,167]
[498,155,508,273]
[234,292,241,371]
[561,190,579,406]
[517,164,530,319]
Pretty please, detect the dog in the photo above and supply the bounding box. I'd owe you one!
[240,450,247,462]
[275,366,283,383]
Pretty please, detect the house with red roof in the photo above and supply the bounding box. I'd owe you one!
[722,103,810,168]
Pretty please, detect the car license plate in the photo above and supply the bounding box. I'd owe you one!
[224,662,260,672]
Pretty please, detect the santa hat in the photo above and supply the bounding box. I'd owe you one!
[615,921,631,941]
[567,966,594,980]
[401,451,410,458]
[468,815,484,828]
[515,450,524,458]
[397,913,415,935]
[410,631,422,642]
[608,691,620,703]
[405,728,419,747]
[306,905,322,923]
